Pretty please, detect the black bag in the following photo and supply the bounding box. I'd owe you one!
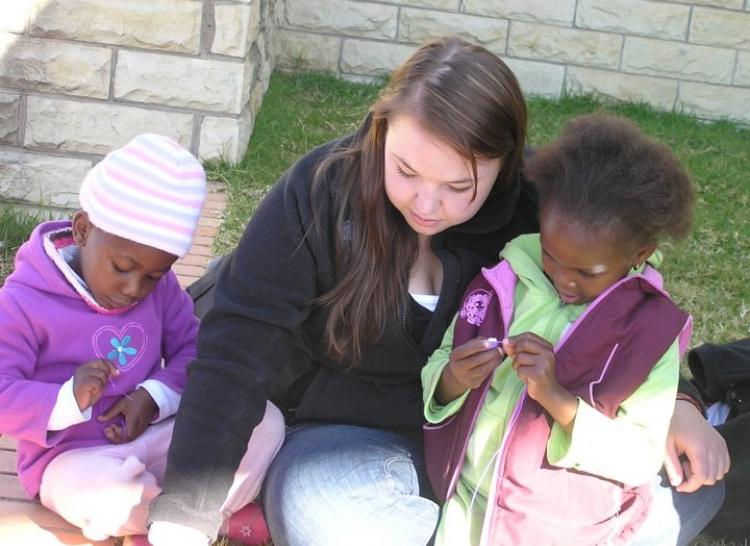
[689,338,750,418]
[688,339,750,541]
[186,252,231,319]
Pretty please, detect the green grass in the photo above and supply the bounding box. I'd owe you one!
[526,95,750,349]
[205,72,381,254]
[213,70,750,351]
[0,205,45,283]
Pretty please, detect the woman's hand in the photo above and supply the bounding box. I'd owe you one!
[97,388,158,444]
[437,337,504,405]
[72,359,119,411]
[505,333,578,433]
[664,399,730,492]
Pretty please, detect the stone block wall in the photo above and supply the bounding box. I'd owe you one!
[0,0,280,209]
[1,0,747,211]
[276,0,750,124]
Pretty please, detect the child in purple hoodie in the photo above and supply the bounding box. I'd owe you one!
[0,134,284,545]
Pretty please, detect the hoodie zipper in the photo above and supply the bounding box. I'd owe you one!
[543,300,565,341]
[479,300,565,544]
[481,275,663,545]
[495,302,563,481]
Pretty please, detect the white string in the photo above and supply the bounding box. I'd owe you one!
[468,446,501,514]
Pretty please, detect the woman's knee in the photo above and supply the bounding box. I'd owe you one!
[630,474,727,546]
[263,425,437,546]
[267,424,420,499]
[674,479,726,545]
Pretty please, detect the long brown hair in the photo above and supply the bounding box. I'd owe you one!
[313,36,527,367]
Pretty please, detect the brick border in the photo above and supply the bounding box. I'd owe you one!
[174,180,227,288]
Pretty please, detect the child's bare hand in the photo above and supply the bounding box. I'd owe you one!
[505,333,578,432]
[504,333,560,401]
[97,388,158,444]
[437,337,504,405]
[72,359,119,411]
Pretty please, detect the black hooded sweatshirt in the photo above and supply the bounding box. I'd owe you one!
[149,132,539,535]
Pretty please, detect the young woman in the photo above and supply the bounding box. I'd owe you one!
[148,37,727,546]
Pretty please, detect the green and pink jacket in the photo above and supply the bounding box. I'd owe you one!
[423,235,691,546]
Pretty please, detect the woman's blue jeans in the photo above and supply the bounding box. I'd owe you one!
[630,474,725,546]
[263,423,438,546]
[263,423,724,546]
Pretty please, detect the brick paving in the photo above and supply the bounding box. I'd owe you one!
[0,182,227,545]
[175,182,227,288]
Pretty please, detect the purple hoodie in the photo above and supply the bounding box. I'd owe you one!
[0,220,198,497]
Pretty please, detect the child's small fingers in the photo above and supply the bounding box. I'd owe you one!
[473,359,500,382]
[126,418,143,442]
[90,380,108,398]
[515,367,530,383]
[91,359,119,377]
[510,352,537,370]
[506,332,553,355]
[84,368,111,388]
[453,338,500,359]
[85,359,118,378]
[501,337,513,356]
[103,424,118,442]
[82,380,103,397]
[88,359,110,374]
[508,338,543,356]
[110,425,126,444]
[98,409,116,422]
[452,351,496,374]
[101,359,120,376]
[98,399,126,421]
[470,348,505,371]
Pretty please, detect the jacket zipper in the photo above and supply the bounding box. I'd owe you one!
[480,300,565,544]
[543,300,565,340]
[496,302,563,479]
[478,269,675,545]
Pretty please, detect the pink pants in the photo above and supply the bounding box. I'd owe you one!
[39,401,284,541]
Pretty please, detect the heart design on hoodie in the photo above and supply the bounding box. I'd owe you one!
[91,322,147,372]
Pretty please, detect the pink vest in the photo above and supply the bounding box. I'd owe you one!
[425,261,692,545]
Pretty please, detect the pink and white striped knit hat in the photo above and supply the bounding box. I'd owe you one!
[79,134,207,258]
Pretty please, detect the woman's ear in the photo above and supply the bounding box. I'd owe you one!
[71,211,92,246]
[632,243,657,268]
